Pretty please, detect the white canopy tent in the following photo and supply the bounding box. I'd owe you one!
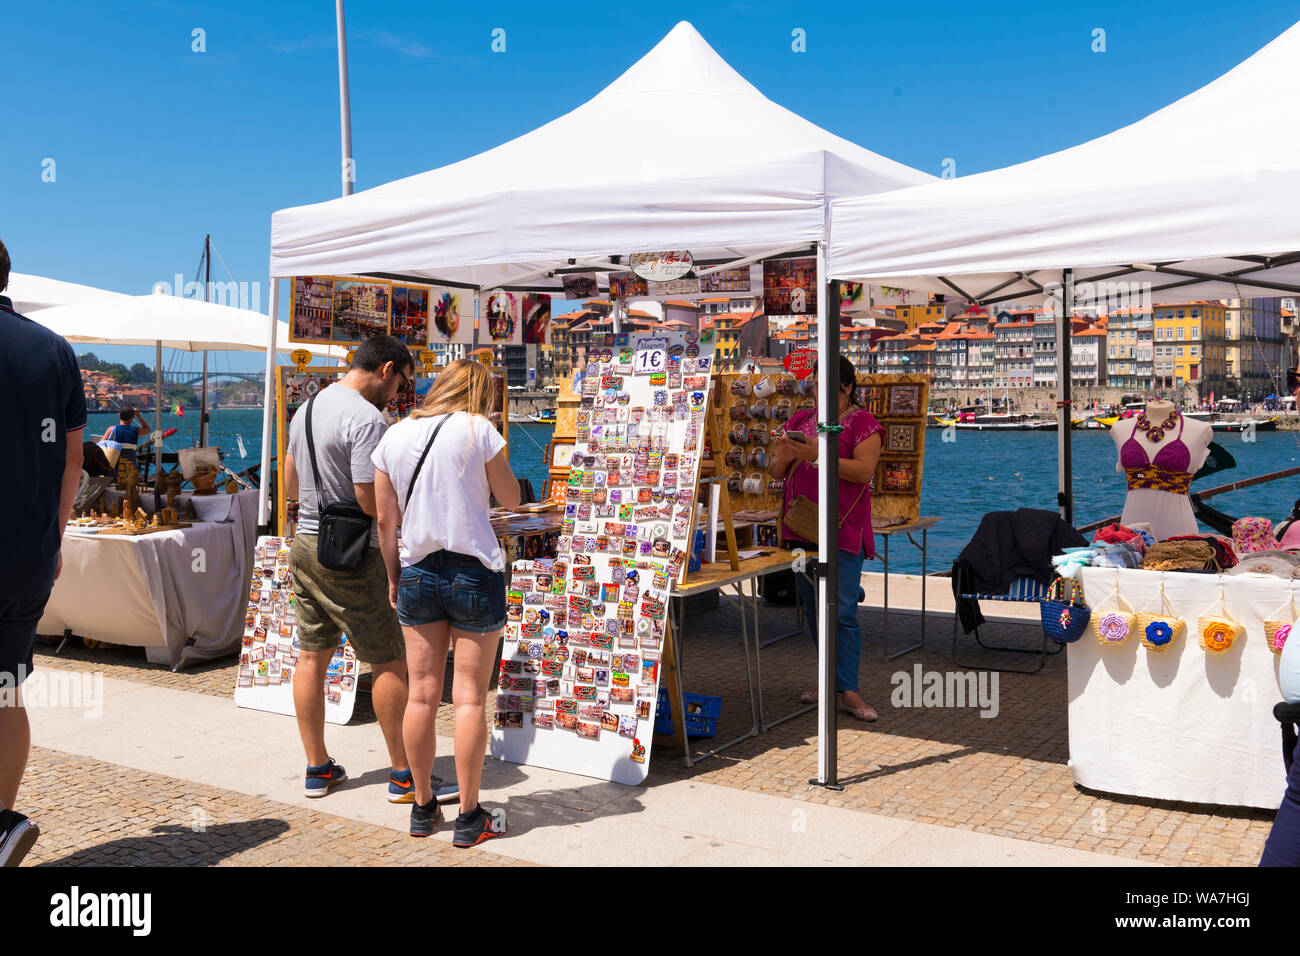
[268,20,932,289]
[264,20,935,786]
[6,272,135,313]
[827,20,1300,524]
[31,292,346,358]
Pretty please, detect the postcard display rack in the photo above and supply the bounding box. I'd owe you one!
[233,535,359,724]
[490,329,717,785]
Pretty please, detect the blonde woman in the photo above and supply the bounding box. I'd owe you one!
[372,359,520,846]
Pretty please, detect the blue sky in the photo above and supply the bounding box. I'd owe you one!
[4,0,1298,373]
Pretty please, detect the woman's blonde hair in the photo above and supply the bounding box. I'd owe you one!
[411,358,496,420]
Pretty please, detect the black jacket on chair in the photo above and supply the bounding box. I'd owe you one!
[951,508,1087,634]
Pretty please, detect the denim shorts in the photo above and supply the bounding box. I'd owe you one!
[396,551,507,634]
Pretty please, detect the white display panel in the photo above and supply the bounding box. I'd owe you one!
[232,535,358,725]
[490,329,717,784]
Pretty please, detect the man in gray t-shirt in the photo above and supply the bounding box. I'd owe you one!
[283,335,420,802]
[287,378,388,546]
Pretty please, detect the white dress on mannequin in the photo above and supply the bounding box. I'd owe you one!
[1111,405,1212,541]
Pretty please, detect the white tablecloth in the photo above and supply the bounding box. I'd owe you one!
[1073,567,1289,809]
[39,491,259,666]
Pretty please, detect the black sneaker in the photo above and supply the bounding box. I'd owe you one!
[452,805,506,848]
[409,798,443,838]
[0,810,39,867]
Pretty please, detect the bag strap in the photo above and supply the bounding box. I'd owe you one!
[404,413,453,512]
[303,394,328,517]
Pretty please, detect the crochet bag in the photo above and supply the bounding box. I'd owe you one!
[1089,571,1136,647]
[1264,590,1296,656]
[1134,576,1186,652]
[1041,576,1090,644]
[1198,585,1245,654]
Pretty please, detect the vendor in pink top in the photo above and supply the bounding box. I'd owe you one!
[770,356,884,722]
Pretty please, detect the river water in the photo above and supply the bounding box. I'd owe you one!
[87,410,1300,574]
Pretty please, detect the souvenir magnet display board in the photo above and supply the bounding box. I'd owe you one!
[490,328,717,785]
[857,373,928,526]
[714,371,815,514]
[232,535,358,725]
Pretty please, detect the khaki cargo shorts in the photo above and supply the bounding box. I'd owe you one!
[289,534,404,664]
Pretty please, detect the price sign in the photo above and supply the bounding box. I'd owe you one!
[632,348,666,375]
[345,348,357,366]
[783,347,817,381]
[290,348,311,371]
[418,349,437,371]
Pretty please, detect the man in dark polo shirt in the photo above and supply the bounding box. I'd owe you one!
[0,239,86,866]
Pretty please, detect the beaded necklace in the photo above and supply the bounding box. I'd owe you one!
[1135,408,1180,442]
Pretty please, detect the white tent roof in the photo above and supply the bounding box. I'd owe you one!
[827,21,1300,305]
[5,272,135,314]
[270,21,934,288]
[29,292,344,358]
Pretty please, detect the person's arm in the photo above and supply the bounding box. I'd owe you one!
[487,450,521,510]
[840,431,882,485]
[373,468,402,608]
[354,481,377,518]
[57,428,85,578]
[284,451,299,499]
[101,425,114,441]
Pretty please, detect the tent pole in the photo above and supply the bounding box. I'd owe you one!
[257,277,280,531]
[200,234,210,447]
[155,340,163,511]
[336,0,354,197]
[811,241,841,789]
[1057,269,1074,523]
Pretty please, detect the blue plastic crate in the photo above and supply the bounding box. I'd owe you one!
[655,690,722,738]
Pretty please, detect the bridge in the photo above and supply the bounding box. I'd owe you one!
[161,371,265,387]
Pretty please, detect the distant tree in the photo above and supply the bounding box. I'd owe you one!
[128,362,153,384]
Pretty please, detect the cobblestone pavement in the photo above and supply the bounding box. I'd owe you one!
[35,598,1277,867]
[21,747,521,867]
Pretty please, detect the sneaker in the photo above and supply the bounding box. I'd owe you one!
[388,769,460,804]
[304,758,347,798]
[0,810,39,867]
[409,798,443,837]
[452,805,506,848]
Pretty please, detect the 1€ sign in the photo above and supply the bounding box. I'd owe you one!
[290,349,312,371]
[783,348,817,381]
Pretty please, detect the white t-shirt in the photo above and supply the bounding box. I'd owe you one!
[371,411,508,570]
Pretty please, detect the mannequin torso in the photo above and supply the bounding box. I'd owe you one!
[1111,402,1212,540]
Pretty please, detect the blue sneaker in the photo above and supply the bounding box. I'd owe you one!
[388,769,459,804]
[304,758,347,798]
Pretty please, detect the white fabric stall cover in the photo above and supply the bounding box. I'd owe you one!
[28,292,344,358]
[827,20,1300,303]
[1072,568,1287,809]
[4,273,135,314]
[269,21,934,287]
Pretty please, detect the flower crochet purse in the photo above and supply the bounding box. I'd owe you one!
[1090,571,1135,647]
[1263,588,1296,656]
[1134,575,1185,652]
[1198,584,1245,655]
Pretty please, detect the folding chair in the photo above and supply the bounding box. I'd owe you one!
[951,567,1061,674]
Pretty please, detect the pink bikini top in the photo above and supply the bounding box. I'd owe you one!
[1119,414,1191,474]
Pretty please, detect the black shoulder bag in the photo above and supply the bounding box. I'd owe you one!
[303,394,373,571]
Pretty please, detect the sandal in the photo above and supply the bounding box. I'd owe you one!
[799,690,818,704]
[837,693,878,722]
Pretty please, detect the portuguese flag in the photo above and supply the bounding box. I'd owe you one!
[174,402,184,417]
